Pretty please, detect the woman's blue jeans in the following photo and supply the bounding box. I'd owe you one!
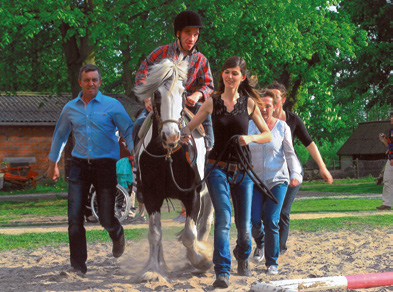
[68,158,123,269]
[251,182,288,267]
[205,163,253,277]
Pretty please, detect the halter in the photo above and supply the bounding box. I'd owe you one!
[141,58,190,159]
[152,91,186,135]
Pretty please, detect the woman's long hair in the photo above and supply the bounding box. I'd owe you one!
[212,56,259,100]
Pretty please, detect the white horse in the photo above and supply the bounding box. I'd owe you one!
[134,58,213,282]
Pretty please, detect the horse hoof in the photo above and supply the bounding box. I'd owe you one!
[138,271,168,283]
[194,259,213,271]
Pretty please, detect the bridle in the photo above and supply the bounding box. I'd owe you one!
[152,91,187,135]
[141,63,191,160]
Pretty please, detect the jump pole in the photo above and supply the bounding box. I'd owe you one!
[250,272,393,291]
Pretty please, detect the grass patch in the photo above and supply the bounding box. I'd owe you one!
[290,198,382,213]
[1,215,392,251]
[0,228,151,251]
[291,215,393,232]
[302,175,376,186]
[0,177,68,196]
[0,199,67,225]
[300,183,382,194]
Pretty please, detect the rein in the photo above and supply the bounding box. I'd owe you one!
[167,134,278,204]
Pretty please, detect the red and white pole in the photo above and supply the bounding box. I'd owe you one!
[250,272,393,291]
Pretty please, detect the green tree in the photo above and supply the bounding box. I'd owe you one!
[335,0,392,111]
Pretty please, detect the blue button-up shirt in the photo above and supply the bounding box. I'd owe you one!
[49,91,134,162]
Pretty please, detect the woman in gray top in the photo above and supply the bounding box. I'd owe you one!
[249,89,302,275]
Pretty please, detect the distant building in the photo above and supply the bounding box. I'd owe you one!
[337,120,390,176]
[0,92,141,176]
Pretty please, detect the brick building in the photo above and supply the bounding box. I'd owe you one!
[0,92,141,177]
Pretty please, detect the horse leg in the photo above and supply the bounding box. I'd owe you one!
[180,195,213,271]
[138,211,168,282]
[196,186,214,242]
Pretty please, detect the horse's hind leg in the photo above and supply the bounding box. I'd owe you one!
[197,186,214,242]
[137,212,168,282]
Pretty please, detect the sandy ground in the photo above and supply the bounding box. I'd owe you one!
[0,217,392,292]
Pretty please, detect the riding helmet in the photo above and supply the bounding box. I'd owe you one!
[174,10,203,36]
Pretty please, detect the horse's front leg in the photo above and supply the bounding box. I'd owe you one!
[180,194,213,271]
[138,212,168,282]
[197,186,214,242]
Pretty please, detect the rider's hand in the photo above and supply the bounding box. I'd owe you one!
[185,92,201,107]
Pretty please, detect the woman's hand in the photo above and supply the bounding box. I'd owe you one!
[289,178,300,187]
[180,126,191,144]
[239,135,254,146]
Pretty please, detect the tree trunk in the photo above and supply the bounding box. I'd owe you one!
[59,2,95,179]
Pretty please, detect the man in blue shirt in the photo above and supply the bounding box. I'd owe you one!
[47,64,134,275]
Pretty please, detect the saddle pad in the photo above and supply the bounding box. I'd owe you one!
[138,111,154,139]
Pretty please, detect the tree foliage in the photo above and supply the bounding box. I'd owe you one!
[0,0,388,144]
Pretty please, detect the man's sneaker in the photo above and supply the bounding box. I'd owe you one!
[213,274,229,288]
[112,232,125,258]
[133,215,147,224]
[253,247,264,262]
[238,260,251,276]
[267,265,278,275]
[376,205,391,210]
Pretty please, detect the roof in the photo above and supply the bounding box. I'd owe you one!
[337,120,391,156]
[0,92,142,126]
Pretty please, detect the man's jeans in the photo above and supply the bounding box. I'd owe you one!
[279,183,301,252]
[206,163,253,276]
[251,182,288,267]
[68,157,123,269]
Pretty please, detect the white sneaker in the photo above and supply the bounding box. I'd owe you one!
[253,247,264,262]
[267,265,278,275]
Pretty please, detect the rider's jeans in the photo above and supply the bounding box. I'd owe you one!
[205,163,253,277]
[68,157,123,269]
[251,182,288,267]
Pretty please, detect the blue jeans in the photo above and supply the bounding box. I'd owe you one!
[68,158,123,269]
[187,102,214,149]
[205,163,253,277]
[251,182,288,267]
[279,183,301,252]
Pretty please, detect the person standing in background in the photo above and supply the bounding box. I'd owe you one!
[376,111,393,210]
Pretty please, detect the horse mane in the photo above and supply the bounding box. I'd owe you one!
[134,58,188,101]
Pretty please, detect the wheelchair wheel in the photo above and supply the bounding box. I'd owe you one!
[90,184,131,223]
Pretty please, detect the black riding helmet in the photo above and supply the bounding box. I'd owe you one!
[174,10,203,36]
[174,10,203,52]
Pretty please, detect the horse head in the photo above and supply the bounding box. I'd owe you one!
[135,58,188,150]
